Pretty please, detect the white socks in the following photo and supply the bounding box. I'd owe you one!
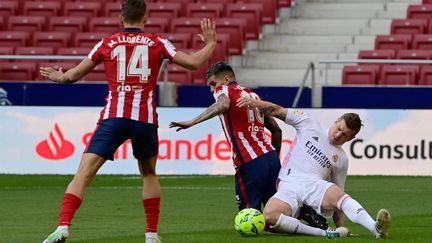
[337,194,378,235]
[271,214,326,236]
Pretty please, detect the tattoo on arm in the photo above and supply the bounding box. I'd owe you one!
[191,95,230,125]
[264,116,282,155]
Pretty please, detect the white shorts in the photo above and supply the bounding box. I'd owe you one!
[273,176,334,218]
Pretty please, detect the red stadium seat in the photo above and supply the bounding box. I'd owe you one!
[0,1,19,17]
[0,46,14,63]
[57,47,90,56]
[186,3,223,18]
[390,19,427,35]
[0,31,30,47]
[424,0,432,3]
[82,64,106,82]
[379,65,419,85]
[170,18,202,35]
[63,2,101,17]
[375,34,412,51]
[148,3,181,19]
[15,46,54,55]
[0,62,37,81]
[104,2,122,17]
[0,17,4,31]
[89,17,122,33]
[412,34,432,49]
[226,3,262,40]
[160,33,191,49]
[214,18,246,55]
[238,0,277,24]
[23,2,62,17]
[407,4,432,19]
[159,0,195,16]
[0,46,14,55]
[74,32,107,48]
[48,16,87,32]
[342,65,379,85]
[145,18,169,34]
[180,48,210,84]
[278,0,293,7]
[167,64,193,84]
[396,49,432,60]
[32,32,71,48]
[419,65,432,85]
[358,50,396,60]
[192,33,230,63]
[37,62,78,80]
[196,0,235,4]
[7,16,46,32]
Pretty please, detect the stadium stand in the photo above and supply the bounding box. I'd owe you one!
[0,0,286,84]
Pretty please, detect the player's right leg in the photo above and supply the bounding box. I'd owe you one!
[43,153,106,243]
[322,185,386,238]
[43,118,127,243]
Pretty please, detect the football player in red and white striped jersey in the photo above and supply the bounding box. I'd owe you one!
[170,61,282,212]
[41,1,217,242]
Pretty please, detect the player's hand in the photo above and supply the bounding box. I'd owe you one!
[40,67,64,83]
[169,121,194,132]
[236,97,259,109]
[197,18,216,45]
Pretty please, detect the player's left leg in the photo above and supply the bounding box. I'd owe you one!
[138,156,162,243]
[322,185,390,238]
[43,153,106,243]
[132,121,162,243]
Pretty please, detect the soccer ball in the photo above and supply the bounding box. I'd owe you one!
[234,208,265,236]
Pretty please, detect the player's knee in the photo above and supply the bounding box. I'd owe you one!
[263,208,280,226]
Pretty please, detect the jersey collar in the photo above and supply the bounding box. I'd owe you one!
[228,81,237,85]
[122,28,144,33]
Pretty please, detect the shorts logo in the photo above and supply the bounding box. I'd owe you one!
[36,123,75,160]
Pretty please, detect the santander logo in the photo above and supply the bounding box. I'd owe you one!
[36,123,75,160]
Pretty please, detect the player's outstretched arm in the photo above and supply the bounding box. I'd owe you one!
[169,95,229,132]
[172,18,217,70]
[236,97,288,121]
[40,58,96,84]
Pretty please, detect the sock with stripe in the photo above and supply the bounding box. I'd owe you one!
[337,194,377,235]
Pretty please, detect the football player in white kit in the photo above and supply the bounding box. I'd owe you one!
[237,97,391,239]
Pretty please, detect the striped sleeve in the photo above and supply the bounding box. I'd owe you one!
[87,40,104,64]
[158,36,177,61]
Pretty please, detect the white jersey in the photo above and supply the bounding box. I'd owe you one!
[279,109,348,190]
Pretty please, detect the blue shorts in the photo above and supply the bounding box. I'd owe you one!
[234,151,281,211]
[85,118,158,161]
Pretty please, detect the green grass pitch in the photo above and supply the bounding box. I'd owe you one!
[1,175,431,242]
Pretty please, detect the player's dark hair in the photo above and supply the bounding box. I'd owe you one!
[340,113,363,133]
[122,0,147,24]
[205,61,236,80]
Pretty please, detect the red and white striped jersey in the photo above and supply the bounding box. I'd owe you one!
[88,28,177,125]
[214,82,275,167]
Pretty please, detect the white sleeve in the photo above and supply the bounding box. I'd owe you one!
[284,109,315,130]
[213,85,229,101]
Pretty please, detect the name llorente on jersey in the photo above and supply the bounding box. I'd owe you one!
[108,35,156,48]
[305,140,332,168]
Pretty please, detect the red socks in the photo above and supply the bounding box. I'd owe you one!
[59,193,82,226]
[143,197,161,232]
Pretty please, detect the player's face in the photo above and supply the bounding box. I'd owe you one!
[328,119,357,146]
[207,75,224,92]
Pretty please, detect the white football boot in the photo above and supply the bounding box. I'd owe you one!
[42,226,69,243]
[145,232,162,243]
[325,226,349,238]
